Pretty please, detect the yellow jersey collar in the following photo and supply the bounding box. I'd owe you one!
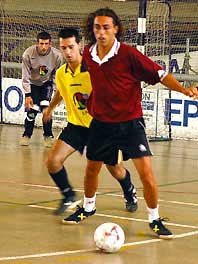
[65,63,87,76]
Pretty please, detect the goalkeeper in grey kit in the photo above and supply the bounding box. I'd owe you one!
[20,31,64,147]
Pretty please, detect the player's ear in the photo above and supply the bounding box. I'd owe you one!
[114,25,119,35]
[79,41,83,54]
[79,41,82,48]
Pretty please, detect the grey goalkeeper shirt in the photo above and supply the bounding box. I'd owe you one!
[22,45,64,94]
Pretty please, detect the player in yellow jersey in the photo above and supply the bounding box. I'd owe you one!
[43,28,138,215]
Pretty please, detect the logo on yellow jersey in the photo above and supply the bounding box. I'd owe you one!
[73,92,88,110]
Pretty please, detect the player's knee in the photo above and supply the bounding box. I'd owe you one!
[86,165,101,178]
[106,164,125,179]
[26,109,38,122]
[46,153,62,172]
[141,173,156,188]
[46,154,55,170]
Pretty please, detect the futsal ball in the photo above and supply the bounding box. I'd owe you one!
[94,222,125,253]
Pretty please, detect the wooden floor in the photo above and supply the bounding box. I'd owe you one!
[0,124,197,264]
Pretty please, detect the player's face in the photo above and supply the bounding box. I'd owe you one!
[93,16,118,48]
[59,36,81,64]
[37,39,51,55]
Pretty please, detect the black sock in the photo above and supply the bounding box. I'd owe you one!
[117,169,134,196]
[49,167,74,197]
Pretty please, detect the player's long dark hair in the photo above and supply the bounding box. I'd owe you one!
[84,7,123,45]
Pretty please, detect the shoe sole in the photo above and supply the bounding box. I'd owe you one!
[159,234,174,240]
[62,219,80,225]
[19,141,30,146]
[126,203,138,212]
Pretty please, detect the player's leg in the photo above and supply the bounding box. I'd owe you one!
[41,104,54,147]
[62,119,136,224]
[106,163,138,212]
[47,124,89,215]
[119,118,173,239]
[20,85,40,146]
[21,108,38,139]
[62,159,101,224]
[132,156,157,208]
[46,138,80,215]
[40,82,54,147]
[84,159,103,198]
[41,104,53,138]
[62,119,108,224]
[132,153,173,239]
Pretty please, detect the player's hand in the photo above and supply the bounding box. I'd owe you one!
[183,86,198,100]
[43,107,52,123]
[25,96,33,110]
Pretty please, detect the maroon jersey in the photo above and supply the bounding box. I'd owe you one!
[83,42,162,123]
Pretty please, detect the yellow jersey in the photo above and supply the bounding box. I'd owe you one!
[56,63,92,128]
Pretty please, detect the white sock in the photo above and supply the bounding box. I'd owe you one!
[83,194,96,212]
[147,205,159,223]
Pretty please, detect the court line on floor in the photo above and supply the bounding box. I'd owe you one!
[29,204,197,229]
[1,199,197,261]
[1,201,197,230]
[1,181,197,207]
[1,179,198,193]
[0,230,197,261]
[106,193,198,207]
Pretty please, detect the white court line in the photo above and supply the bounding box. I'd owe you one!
[123,230,198,247]
[20,182,198,207]
[29,204,197,229]
[0,248,95,261]
[0,231,197,261]
[106,193,198,207]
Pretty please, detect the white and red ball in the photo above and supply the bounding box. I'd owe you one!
[94,222,125,253]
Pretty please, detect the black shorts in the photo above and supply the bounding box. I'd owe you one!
[86,118,152,165]
[31,81,53,108]
[58,122,89,154]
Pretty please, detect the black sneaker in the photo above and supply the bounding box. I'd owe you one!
[149,218,174,240]
[54,196,81,215]
[125,187,138,212]
[62,205,96,225]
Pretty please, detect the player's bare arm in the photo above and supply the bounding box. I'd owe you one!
[161,73,198,99]
[43,89,62,123]
[25,96,33,110]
